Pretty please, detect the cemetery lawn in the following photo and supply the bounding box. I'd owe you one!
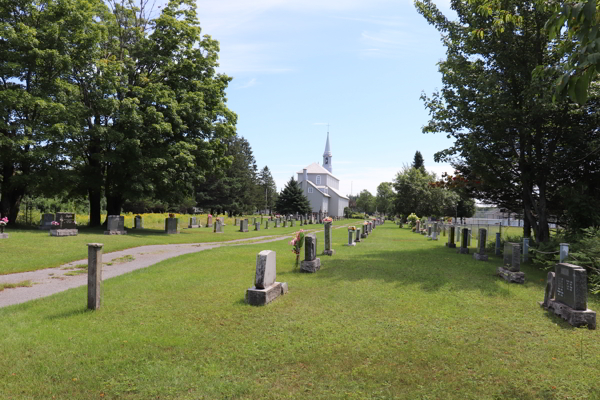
[1,224,599,399]
[0,220,353,275]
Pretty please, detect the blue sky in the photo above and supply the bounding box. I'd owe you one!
[196,0,456,196]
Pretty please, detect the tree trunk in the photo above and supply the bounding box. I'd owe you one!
[105,194,124,222]
[0,164,25,225]
[88,188,102,227]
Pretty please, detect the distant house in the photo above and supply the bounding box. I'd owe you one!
[297,133,349,217]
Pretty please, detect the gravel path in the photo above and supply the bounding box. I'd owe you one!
[0,224,347,308]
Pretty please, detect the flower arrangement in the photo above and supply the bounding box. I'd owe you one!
[168,213,175,218]
[349,226,356,231]
[51,221,60,227]
[323,217,333,223]
[0,217,8,226]
[207,214,212,218]
[289,229,305,268]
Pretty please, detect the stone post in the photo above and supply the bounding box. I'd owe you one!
[265,220,270,229]
[87,243,103,310]
[432,223,438,241]
[346,227,356,246]
[523,237,530,263]
[559,243,570,263]
[457,228,469,254]
[473,228,488,261]
[495,232,501,256]
[415,220,420,233]
[255,222,260,231]
[456,227,461,243]
[447,226,456,248]
[323,222,335,255]
[355,226,361,242]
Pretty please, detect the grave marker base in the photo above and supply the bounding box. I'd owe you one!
[188,224,200,228]
[323,249,335,256]
[457,248,469,254]
[246,282,288,306]
[361,233,367,239]
[50,229,78,237]
[344,243,356,246]
[104,230,127,235]
[300,259,321,273]
[0,233,8,239]
[446,243,457,248]
[473,253,488,261]
[538,300,596,329]
[496,266,525,284]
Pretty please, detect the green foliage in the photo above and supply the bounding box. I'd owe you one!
[275,177,311,215]
[258,166,278,214]
[356,189,376,214]
[564,228,600,294]
[375,182,395,216]
[412,150,425,172]
[406,213,419,228]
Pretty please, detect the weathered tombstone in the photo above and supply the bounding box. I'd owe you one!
[39,213,54,230]
[105,215,127,235]
[431,223,438,241]
[50,212,79,236]
[214,219,223,233]
[300,234,321,273]
[427,225,432,238]
[323,222,335,255]
[240,219,249,233]
[415,220,420,233]
[355,225,361,242]
[523,237,530,263]
[497,242,525,283]
[361,223,368,239]
[206,215,213,228]
[87,243,103,310]
[368,221,373,234]
[467,229,471,246]
[165,217,179,234]
[234,218,239,226]
[456,227,461,243]
[265,220,270,229]
[539,263,596,329]
[345,227,356,246]
[188,216,200,228]
[283,220,287,228]
[457,228,469,254]
[275,219,280,228]
[446,226,456,248]
[220,217,226,226]
[246,250,288,306]
[253,217,257,225]
[495,232,501,256]
[473,228,488,261]
[255,222,260,231]
[134,215,144,229]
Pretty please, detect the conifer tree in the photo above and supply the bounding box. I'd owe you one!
[275,177,311,215]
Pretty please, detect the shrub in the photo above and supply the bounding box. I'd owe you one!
[406,213,419,228]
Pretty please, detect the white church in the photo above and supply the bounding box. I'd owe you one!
[297,133,349,217]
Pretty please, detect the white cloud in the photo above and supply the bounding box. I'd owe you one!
[359,29,420,59]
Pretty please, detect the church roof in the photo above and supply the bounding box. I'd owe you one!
[326,186,349,200]
[297,162,339,180]
[307,180,330,197]
[323,132,332,157]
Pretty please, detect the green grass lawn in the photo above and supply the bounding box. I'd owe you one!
[1,223,599,399]
[0,219,356,275]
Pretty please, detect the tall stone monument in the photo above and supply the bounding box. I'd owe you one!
[473,228,488,261]
[323,222,335,255]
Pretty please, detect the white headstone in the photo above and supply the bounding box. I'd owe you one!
[255,250,276,289]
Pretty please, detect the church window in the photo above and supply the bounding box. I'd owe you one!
[308,187,313,193]
[316,175,321,185]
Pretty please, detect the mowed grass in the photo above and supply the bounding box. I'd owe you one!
[0,218,351,275]
[1,223,599,399]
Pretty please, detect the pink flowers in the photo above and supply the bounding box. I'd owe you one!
[323,217,333,223]
[0,217,8,226]
[290,230,305,268]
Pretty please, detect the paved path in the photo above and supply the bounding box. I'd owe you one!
[0,224,349,308]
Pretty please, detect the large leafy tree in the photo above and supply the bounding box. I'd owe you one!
[275,177,310,215]
[375,182,395,216]
[416,0,600,241]
[356,189,376,214]
[65,0,236,226]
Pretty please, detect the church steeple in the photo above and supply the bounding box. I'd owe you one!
[323,130,332,173]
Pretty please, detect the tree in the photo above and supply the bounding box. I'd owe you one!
[416,0,600,241]
[64,0,236,226]
[356,190,376,214]
[375,182,395,216]
[412,151,425,173]
[393,165,457,218]
[258,166,278,214]
[275,177,311,215]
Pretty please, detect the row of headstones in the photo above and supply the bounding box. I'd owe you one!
[411,222,596,329]
[39,213,79,237]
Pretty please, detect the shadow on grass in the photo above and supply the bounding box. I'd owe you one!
[310,243,550,297]
[45,306,91,320]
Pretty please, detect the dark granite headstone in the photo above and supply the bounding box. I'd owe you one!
[555,263,588,310]
[56,212,76,229]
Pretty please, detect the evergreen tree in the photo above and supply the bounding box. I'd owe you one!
[275,177,310,215]
[258,166,277,214]
[412,151,425,172]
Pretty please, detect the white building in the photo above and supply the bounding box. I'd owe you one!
[297,133,349,217]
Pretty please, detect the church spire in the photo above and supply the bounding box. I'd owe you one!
[323,129,332,173]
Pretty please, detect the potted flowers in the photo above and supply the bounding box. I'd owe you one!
[323,217,333,223]
[0,217,8,234]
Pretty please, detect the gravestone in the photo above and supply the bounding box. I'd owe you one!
[206,215,213,228]
[283,220,287,228]
[355,225,361,242]
[427,226,432,238]
[368,221,373,234]
[39,213,54,230]
[431,223,438,241]
[165,217,179,234]
[495,232,501,256]
[134,215,144,229]
[323,222,335,255]
[246,250,288,306]
[300,234,321,273]
[275,219,280,228]
[446,226,456,248]
[291,219,296,227]
[523,237,530,263]
[497,242,525,283]
[361,224,368,239]
[255,222,260,231]
[50,212,78,236]
[105,215,127,235]
[240,219,249,233]
[235,218,239,226]
[188,216,200,228]
[265,220,270,229]
[539,263,596,329]
[253,217,257,225]
[456,227,461,243]
[220,217,226,226]
[345,227,356,246]
[473,228,488,261]
[456,228,469,254]
[214,219,223,233]
[415,220,420,233]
